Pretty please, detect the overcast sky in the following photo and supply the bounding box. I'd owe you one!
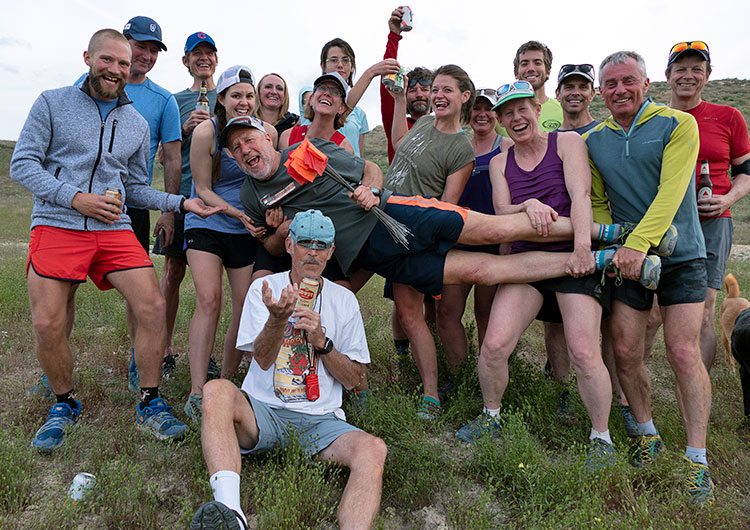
[1,0,747,141]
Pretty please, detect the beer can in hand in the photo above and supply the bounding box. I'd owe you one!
[400,6,413,31]
[382,68,406,94]
[68,472,96,501]
[296,278,319,310]
[104,187,122,202]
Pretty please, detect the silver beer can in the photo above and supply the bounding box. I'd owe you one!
[400,6,413,31]
[68,472,96,501]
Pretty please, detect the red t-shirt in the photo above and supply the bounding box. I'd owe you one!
[687,100,750,219]
[288,125,346,147]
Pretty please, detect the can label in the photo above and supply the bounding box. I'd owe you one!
[295,278,319,310]
[382,68,406,93]
[400,6,413,31]
[698,187,712,200]
[104,187,122,202]
[68,472,96,501]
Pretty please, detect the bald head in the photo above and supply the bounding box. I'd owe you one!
[88,29,130,56]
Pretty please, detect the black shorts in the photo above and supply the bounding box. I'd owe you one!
[360,195,466,297]
[185,228,257,269]
[127,207,150,253]
[253,244,348,282]
[531,273,611,323]
[152,212,186,260]
[614,258,707,311]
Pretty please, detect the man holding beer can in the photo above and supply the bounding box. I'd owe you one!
[192,210,385,530]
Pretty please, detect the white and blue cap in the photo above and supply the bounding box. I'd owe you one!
[219,116,266,148]
[313,71,350,100]
[216,65,255,94]
[123,16,167,51]
[289,210,335,249]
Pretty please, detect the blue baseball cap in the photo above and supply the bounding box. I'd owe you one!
[184,31,217,54]
[123,16,167,51]
[289,210,335,249]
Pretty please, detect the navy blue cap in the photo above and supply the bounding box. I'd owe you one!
[184,32,217,54]
[123,16,167,51]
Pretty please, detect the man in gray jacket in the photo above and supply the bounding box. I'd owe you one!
[11,29,222,452]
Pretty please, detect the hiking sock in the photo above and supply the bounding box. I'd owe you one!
[590,428,612,445]
[597,223,622,243]
[483,406,501,418]
[56,389,78,408]
[210,470,248,527]
[140,387,159,406]
[637,419,658,436]
[685,446,708,466]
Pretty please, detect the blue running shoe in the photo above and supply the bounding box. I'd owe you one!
[32,400,81,453]
[27,373,55,401]
[585,437,616,470]
[456,412,502,443]
[128,348,139,393]
[207,357,220,380]
[136,398,187,441]
[621,406,640,440]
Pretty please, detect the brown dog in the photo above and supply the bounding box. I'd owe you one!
[719,273,749,371]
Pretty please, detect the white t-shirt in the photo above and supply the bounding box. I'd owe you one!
[237,272,370,418]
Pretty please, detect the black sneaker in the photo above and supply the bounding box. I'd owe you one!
[161,354,177,379]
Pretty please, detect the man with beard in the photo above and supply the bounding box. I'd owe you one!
[380,6,433,162]
[11,29,223,452]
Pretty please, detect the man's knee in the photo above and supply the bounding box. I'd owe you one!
[351,434,387,471]
[666,343,703,376]
[203,379,239,412]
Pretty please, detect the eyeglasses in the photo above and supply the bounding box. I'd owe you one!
[314,84,344,98]
[296,239,331,250]
[669,41,709,55]
[559,64,594,77]
[325,56,351,66]
[407,78,431,88]
[496,80,532,96]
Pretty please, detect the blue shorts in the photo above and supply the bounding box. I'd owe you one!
[614,258,707,311]
[240,392,360,457]
[701,217,733,290]
[360,195,467,297]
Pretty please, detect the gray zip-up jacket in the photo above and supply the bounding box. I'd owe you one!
[11,78,183,231]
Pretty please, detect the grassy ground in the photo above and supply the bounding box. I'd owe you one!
[2,89,750,528]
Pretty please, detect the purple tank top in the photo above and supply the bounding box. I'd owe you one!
[504,132,572,253]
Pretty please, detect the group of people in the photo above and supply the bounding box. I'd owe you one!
[10,6,750,529]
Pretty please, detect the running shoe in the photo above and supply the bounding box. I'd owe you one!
[161,353,177,379]
[593,247,662,290]
[557,390,578,426]
[437,375,455,403]
[416,396,441,420]
[541,360,553,380]
[683,457,715,505]
[136,397,187,441]
[31,400,81,453]
[631,433,665,468]
[128,348,139,393]
[455,412,502,444]
[207,357,220,380]
[350,389,373,414]
[620,406,640,440]
[184,394,203,426]
[191,501,247,530]
[616,223,679,257]
[27,373,55,401]
[585,437,616,470]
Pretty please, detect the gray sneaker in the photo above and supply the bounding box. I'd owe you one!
[207,357,220,380]
[191,501,247,530]
[27,373,55,401]
[184,394,203,425]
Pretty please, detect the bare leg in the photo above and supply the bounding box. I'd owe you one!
[443,249,570,286]
[457,211,603,246]
[393,283,438,400]
[558,293,611,432]
[107,267,167,389]
[221,265,254,378]
[473,284,497,348]
[28,268,76,394]
[478,284,542,408]
[610,301,652,423]
[186,250,224,396]
[544,322,571,384]
[64,284,78,340]
[662,303,711,449]
[436,284,472,375]
[318,431,387,529]
[644,296,662,359]
[601,317,628,405]
[161,254,187,358]
[700,287,719,371]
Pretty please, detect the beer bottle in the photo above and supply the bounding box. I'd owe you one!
[697,159,712,201]
[195,81,210,113]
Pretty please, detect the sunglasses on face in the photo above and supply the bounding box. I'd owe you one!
[407,78,431,88]
[314,84,344,98]
[669,41,709,55]
[496,80,532,96]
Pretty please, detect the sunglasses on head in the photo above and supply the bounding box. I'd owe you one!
[496,80,532,96]
[476,88,497,98]
[559,64,594,76]
[408,78,431,88]
[669,41,709,55]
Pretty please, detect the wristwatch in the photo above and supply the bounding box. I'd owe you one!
[314,337,334,356]
[368,186,382,197]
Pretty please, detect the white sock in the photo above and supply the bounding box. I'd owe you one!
[210,470,247,526]
[590,428,612,445]
[483,406,500,418]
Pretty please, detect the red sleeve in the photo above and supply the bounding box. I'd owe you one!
[331,131,346,146]
[380,31,402,162]
[729,107,750,160]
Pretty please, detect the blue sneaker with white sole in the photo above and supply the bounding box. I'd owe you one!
[136,397,187,441]
[32,400,81,453]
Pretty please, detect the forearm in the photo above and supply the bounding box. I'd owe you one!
[361,160,384,188]
[724,173,750,206]
[320,352,365,390]
[252,318,288,370]
[262,230,287,257]
[162,141,182,195]
[570,193,593,250]
[391,98,409,149]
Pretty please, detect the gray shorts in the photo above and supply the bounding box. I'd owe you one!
[240,392,360,457]
[701,217,733,290]
[614,258,707,311]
